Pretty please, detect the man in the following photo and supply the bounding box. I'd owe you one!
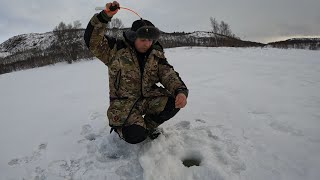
[84,1,188,144]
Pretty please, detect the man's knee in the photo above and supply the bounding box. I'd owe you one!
[122,124,147,144]
[146,96,180,124]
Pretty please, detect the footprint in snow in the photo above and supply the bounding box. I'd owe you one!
[195,119,206,123]
[175,120,191,129]
[8,143,47,166]
[90,112,105,121]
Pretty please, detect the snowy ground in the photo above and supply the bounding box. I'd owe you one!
[0,47,320,180]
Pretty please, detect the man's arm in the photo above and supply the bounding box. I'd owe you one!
[158,58,189,107]
[84,2,119,66]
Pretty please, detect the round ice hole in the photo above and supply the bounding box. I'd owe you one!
[182,158,201,167]
[181,151,203,167]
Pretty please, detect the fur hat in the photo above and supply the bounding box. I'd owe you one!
[124,19,160,42]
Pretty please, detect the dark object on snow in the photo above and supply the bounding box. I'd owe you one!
[147,128,163,140]
[182,158,201,167]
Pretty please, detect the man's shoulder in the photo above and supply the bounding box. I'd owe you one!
[152,43,163,52]
[152,42,166,59]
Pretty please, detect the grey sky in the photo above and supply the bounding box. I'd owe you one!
[0,0,319,44]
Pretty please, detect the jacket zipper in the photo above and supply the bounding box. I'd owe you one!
[140,55,147,98]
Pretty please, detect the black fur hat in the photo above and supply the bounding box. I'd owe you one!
[124,19,160,42]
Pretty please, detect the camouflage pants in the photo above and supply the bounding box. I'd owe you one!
[116,96,177,137]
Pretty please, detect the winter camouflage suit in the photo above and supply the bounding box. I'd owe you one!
[84,12,188,144]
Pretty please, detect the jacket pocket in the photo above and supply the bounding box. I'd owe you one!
[107,99,133,127]
[114,70,121,91]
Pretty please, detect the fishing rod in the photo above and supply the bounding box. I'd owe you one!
[95,5,143,19]
[95,4,161,41]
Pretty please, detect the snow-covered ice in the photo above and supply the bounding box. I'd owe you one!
[0,47,320,180]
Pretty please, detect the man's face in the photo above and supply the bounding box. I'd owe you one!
[134,38,153,53]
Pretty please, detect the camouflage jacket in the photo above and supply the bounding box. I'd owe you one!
[84,13,188,127]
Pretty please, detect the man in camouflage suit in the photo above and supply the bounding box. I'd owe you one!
[84,1,188,144]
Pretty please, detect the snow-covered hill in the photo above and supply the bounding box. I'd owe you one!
[0,29,262,60]
[0,32,55,55]
[1,47,320,180]
[0,30,214,57]
[187,31,218,38]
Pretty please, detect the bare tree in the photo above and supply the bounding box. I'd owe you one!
[53,22,67,44]
[219,21,232,37]
[210,17,220,34]
[108,18,124,29]
[53,20,83,64]
[107,18,124,38]
[66,23,73,30]
[54,22,67,31]
[73,20,82,29]
[210,17,220,46]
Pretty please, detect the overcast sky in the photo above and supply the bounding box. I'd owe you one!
[0,0,319,44]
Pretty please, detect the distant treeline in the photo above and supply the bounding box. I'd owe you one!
[0,44,93,74]
[159,32,262,48]
[267,39,320,50]
[0,19,263,75]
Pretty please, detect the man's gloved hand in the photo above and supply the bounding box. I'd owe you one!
[105,1,120,17]
[175,93,187,109]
